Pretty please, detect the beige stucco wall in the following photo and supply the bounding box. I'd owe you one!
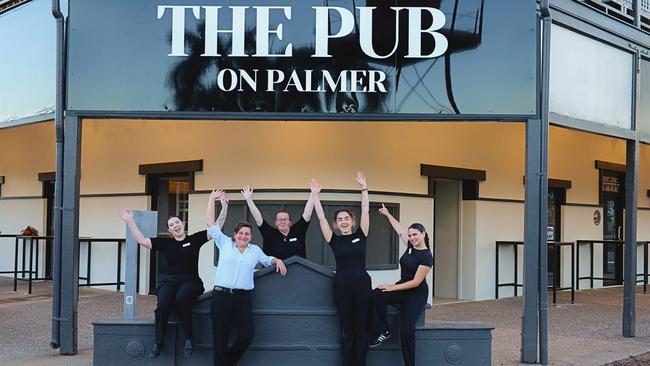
[474,200,525,300]
[0,198,46,278]
[4,120,650,300]
[79,195,150,293]
[0,121,55,197]
[460,201,478,300]
[550,126,650,209]
[79,119,526,197]
[561,205,604,289]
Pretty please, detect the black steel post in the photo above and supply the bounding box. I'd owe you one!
[496,243,500,299]
[35,240,40,280]
[117,241,122,292]
[59,115,81,355]
[136,244,141,294]
[22,239,26,279]
[87,241,91,285]
[571,243,575,304]
[13,237,18,291]
[515,245,519,297]
[28,238,34,294]
[623,139,639,338]
[576,242,580,291]
[643,241,648,294]
[590,243,594,289]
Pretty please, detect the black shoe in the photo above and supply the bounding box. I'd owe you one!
[148,343,162,358]
[369,331,391,348]
[183,339,194,356]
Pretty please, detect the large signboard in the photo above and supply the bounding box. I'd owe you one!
[67,0,537,116]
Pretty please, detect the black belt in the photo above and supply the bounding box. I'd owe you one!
[213,286,250,294]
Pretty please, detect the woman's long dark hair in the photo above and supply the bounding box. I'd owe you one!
[408,223,430,249]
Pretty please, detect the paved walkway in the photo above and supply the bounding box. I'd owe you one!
[1,277,650,365]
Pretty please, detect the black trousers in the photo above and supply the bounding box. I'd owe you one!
[155,279,204,345]
[333,270,372,366]
[371,288,427,366]
[211,290,254,366]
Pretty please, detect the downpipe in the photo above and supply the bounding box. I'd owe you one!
[538,0,551,364]
[50,0,66,350]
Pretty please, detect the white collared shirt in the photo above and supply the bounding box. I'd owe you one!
[208,225,274,290]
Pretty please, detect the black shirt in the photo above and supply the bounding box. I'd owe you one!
[329,227,367,271]
[150,230,209,278]
[397,245,433,293]
[259,217,309,260]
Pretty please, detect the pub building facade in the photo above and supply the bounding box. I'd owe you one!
[1,0,650,359]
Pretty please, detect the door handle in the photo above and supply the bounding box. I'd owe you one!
[618,225,622,241]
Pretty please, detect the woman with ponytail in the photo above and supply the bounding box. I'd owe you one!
[369,204,433,366]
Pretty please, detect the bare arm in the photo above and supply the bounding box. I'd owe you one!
[215,195,228,230]
[271,257,287,276]
[302,191,317,222]
[356,172,370,236]
[242,185,263,226]
[378,265,431,292]
[312,179,333,243]
[206,189,227,240]
[206,189,223,227]
[378,203,408,245]
[118,210,152,250]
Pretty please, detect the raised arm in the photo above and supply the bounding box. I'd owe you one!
[312,179,333,243]
[302,188,317,222]
[206,189,224,227]
[378,203,408,245]
[118,209,152,250]
[206,189,228,240]
[215,194,229,230]
[356,172,369,236]
[242,185,263,226]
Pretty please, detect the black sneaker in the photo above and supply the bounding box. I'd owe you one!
[369,331,391,348]
[183,339,194,356]
[148,343,162,358]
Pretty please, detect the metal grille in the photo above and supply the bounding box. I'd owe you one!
[642,0,650,17]
[611,0,633,8]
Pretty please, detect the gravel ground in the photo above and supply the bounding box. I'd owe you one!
[429,288,650,365]
[0,277,155,366]
[604,352,650,366]
[2,277,650,365]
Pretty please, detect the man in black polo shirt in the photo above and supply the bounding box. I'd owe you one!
[241,184,317,259]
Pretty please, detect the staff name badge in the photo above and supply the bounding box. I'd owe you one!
[183,243,191,247]
[289,238,297,242]
[352,238,360,244]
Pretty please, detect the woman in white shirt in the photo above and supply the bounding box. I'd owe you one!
[206,189,287,366]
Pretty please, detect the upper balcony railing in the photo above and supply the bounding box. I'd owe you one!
[0,0,30,14]
[579,0,650,32]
